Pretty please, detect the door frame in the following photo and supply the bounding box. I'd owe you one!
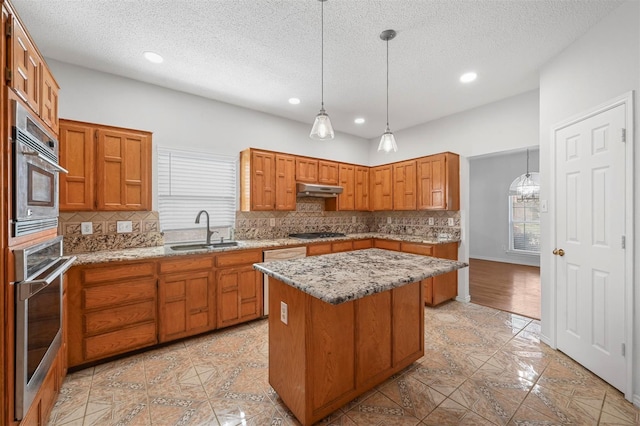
[548,91,634,400]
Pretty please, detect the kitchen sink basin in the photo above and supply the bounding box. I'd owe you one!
[169,241,238,251]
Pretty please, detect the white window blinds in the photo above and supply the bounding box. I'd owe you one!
[158,148,237,231]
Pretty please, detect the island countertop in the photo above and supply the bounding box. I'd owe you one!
[253,248,468,305]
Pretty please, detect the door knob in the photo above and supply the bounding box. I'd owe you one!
[553,248,565,256]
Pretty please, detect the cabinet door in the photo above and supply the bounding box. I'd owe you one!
[370,165,393,211]
[59,121,95,211]
[393,160,417,210]
[251,151,275,210]
[41,66,59,134]
[159,270,216,342]
[296,157,318,183]
[354,166,370,211]
[318,160,339,185]
[96,128,151,210]
[275,154,296,211]
[11,17,41,113]
[217,266,262,328]
[417,154,446,210]
[337,163,355,210]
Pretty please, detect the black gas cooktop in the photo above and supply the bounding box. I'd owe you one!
[288,232,346,239]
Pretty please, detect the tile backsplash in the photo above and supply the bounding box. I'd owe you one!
[59,211,163,254]
[60,200,461,254]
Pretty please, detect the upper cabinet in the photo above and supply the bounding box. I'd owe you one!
[416,152,460,211]
[336,163,355,210]
[59,119,152,211]
[318,160,339,185]
[354,166,370,211]
[240,149,296,211]
[370,165,393,211]
[392,160,417,210]
[295,157,318,183]
[6,9,59,135]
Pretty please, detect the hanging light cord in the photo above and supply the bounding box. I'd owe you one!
[526,149,530,177]
[385,35,389,128]
[320,0,325,111]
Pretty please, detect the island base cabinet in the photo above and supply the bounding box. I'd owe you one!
[268,278,424,426]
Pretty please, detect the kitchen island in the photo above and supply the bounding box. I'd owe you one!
[254,248,467,426]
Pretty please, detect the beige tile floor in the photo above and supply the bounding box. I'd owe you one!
[47,301,640,425]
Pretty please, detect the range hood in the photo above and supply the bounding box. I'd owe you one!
[296,182,343,198]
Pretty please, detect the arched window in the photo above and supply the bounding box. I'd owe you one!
[508,171,540,253]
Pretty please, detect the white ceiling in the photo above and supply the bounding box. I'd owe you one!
[12,0,622,139]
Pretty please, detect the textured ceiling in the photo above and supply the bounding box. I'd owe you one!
[12,0,622,139]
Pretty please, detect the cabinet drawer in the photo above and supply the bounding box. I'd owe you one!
[84,300,156,335]
[82,262,155,284]
[84,322,156,361]
[307,243,332,256]
[433,242,458,260]
[374,239,401,251]
[83,278,156,310]
[352,239,373,250]
[332,241,353,253]
[216,250,262,267]
[401,243,433,256]
[159,255,214,274]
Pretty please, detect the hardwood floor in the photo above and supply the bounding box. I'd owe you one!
[469,258,541,320]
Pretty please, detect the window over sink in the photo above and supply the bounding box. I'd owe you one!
[157,148,236,231]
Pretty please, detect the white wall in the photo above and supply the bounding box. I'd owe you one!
[538,0,639,403]
[367,89,540,165]
[47,59,370,209]
[469,149,540,267]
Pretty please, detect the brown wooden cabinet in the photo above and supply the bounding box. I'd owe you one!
[318,160,339,185]
[295,157,318,183]
[41,66,59,135]
[240,149,295,211]
[370,165,393,211]
[59,119,152,211]
[336,163,355,210]
[216,250,263,328]
[158,256,216,342]
[10,16,41,115]
[417,152,460,210]
[393,160,417,210]
[400,241,459,306]
[275,154,296,210]
[66,261,158,367]
[354,166,370,211]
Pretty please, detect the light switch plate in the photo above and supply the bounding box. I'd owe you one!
[352,216,356,224]
[270,218,276,227]
[116,220,132,233]
[540,199,548,212]
[387,217,392,224]
[447,218,455,226]
[428,217,434,226]
[81,222,93,235]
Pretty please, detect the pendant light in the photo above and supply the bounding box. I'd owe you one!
[378,29,397,153]
[310,0,334,140]
[509,149,540,201]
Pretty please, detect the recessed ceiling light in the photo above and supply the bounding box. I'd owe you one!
[354,118,365,124]
[143,51,163,64]
[460,72,477,83]
[288,98,301,105]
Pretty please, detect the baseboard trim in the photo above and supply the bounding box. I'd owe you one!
[633,394,640,408]
[456,295,471,303]
[470,255,540,267]
[539,333,554,348]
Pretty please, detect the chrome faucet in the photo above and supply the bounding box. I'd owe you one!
[195,210,217,245]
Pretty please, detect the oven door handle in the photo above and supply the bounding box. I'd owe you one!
[16,256,77,301]
[21,150,69,174]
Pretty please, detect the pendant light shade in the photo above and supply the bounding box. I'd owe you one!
[509,149,540,201]
[310,0,334,140]
[378,29,397,152]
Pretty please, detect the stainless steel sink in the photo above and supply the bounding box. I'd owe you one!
[169,241,238,251]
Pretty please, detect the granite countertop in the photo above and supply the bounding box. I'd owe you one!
[70,233,461,265]
[254,248,468,305]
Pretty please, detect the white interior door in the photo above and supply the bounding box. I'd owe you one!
[554,103,627,392]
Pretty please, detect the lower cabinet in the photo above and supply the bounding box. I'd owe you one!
[217,265,262,328]
[20,348,64,426]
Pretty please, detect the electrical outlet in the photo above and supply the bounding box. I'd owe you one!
[116,220,132,233]
[81,222,93,235]
[428,217,434,226]
[352,216,356,224]
[280,301,288,325]
[447,218,455,226]
[269,218,276,227]
[387,217,392,224]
